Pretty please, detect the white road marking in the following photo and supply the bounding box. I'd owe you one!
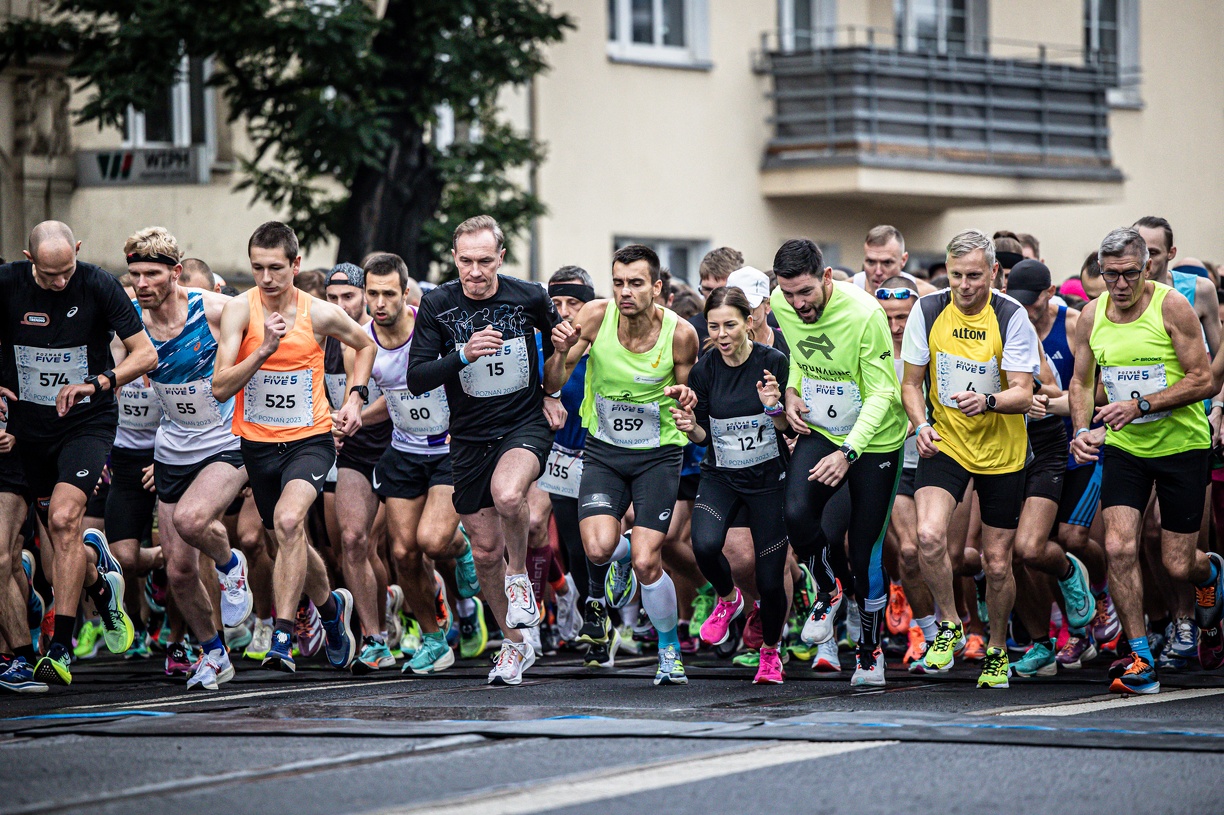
[59,677,422,712]
[373,740,896,815]
[997,687,1224,717]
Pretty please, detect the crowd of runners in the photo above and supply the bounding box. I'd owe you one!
[0,212,1221,696]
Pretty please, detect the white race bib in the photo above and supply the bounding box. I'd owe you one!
[538,445,584,499]
[325,372,382,411]
[935,352,1001,408]
[117,383,161,430]
[710,414,780,469]
[14,344,88,406]
[243,369,314,427]
[593,394,661,448]
[459,336,530,397]
[385,388,449,436]
[153,379,223,429]
[1101,364,1171,424]
[801,378,862,436]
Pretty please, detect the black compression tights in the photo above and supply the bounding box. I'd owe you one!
[690,477,789,645]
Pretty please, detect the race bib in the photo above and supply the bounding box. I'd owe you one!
[243,369,314,427]
[801,378,862,436]
[935,352,1001,409]
[710,414,779,469]
[325,372,383,410]
[385,388,449,436]
[153,379,223,429]
[14,344,88,406]
[1101,364,1171,424]
[593,394,661,448]
[459,336,530,398]
[538,445,584,499]
[117,383,162,430]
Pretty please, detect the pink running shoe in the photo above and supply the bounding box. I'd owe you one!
[164,642,193,677]
[295,601,324,658]
[699,588,744,646]
[753,645,785,684]
[742,602,764,651]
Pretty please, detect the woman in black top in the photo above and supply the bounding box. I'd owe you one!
[671,287,791,684]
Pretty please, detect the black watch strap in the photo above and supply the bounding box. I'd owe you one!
[350,384,370,404]
[101,369,117,391]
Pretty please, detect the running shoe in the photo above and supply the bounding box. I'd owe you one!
[145,571,168,614]
[244,619,274,661]
[1057,553,1096,630]
[217,550,253,628]
[801,579,843,645]
[811,638,840,673]
[699,588,744,646]
[262,628,296,673]
[977,646,1010,689]
[1198,621,1224,671]
[125,632,151,660]
[584,627,622,668]
[1056,633,1097,670]
[850,647,885,688]
[187,648,235,691]
[96,571,135,654]
[433,572,453,636]
[1013,640,1058,677]
[886,583,912,636]
[454,541,481,599]
[295,601,325,658]
[385,585,405,651]
[555,575,581,642]
[1195,552,1224,631]
[400,615,422,657]
[577,598,611,646]
[733,649,760,668]
[0,657,47,693]
[488,639,535,686]
[754,645,785,684]
[1110,654,1159,694]
[165,642,193,677]
[505,574,541,629]
[407,631,454,675]
[1090,594,1121,643]
[743,603,764,651]
[21,550,43,632]
[962,632,987,662]
[678,627,699,655]
[34,643,72,686]
[39,603,54,656]
[615,625,641,655]
[840,608,862,650]
[83,528,122,576]
[522,624,542,656]
[654,644,687,686]
[974,572,989,624]
[73,619,105,660]
[903,626,928,668]
[787,641,818,662]
[633,607,657,647]
[1167,617,1198,661]
[225,621,253,653]
[604,558,637,609]
[459,598,489,659]
[353,636,396,674]
[321,588,357,669]
[921,621,964,673]
[688,583,716,638]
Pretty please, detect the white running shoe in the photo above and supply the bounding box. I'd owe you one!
[812,638,841,673]
[850,649,885,688]
[504,574,541,629]
[218,550,254,628]
[488,639,536,686]
[522,624,542,656]
[187,648,235,691]
[800,581,843,646]
[555,575,582,642]
[245,619,274,660]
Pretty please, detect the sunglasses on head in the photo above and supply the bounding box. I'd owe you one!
[875,287,916,300]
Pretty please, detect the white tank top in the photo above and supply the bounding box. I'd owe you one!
[368,314,449,456]
[114,379,159,451]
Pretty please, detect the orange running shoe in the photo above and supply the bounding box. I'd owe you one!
[903,625,927,666]
[962,632,987,661]
[886,583,912,636]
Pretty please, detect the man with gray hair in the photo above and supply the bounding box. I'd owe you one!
[1069,227,1223,694]
[900,228,1041,688]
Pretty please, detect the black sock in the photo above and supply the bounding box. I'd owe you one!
[84,573,112,606]
[1061,558,1076,582]
[52,614,76,647]
[273,618,294,639]
[318,593,338,622]
[858,604,883,650]
[14,644,35,661]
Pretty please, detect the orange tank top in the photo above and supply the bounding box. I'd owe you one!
[232,288,332,442]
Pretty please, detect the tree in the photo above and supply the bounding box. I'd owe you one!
[0,0,572,277]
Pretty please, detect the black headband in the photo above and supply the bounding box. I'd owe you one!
[549,283,595,303]
[126,252,179,267]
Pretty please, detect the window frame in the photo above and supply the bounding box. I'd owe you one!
[894,0,986,56]
[777,0,837,52]
[607,0,711,70]
[123,55,217,162]
[614,236,710,285]
[1084,0,1141,107]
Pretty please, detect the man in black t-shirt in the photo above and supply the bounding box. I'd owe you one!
[0,221,157,686]
[406,215,565,686]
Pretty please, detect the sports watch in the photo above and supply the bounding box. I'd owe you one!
[349,385,370,404]
[839,443,858,464]
[1137,397,1152,416]
[984,393,997,412]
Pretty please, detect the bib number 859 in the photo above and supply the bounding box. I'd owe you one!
[612,417,643,432]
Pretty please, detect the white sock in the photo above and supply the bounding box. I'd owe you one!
[640,573,679,635]
[915,614,938,643]
[612,535,631,564]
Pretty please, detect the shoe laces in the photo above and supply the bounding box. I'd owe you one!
[983,649,1007,676]
[1124,655,1151,675]
[933,623,960,649]
[658,645,680,673]
[294,604,316,636]
[1197,582,1217,609]
[857,648,879,671]
[494,643,522,672]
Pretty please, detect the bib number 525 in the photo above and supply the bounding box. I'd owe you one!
[265,394,296,409]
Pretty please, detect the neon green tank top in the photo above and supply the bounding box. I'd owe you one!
[1089,282,1209,457]
[580,302,685,449]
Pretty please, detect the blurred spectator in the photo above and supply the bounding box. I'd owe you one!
[297,268,327,299]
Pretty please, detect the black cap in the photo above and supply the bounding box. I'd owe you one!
[996,251,1024,271]
[1006,259,1052,305]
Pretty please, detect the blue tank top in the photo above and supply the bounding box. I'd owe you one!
[1172,270,1198,306]
[555,354,588,452]
[1041,305,1083,471]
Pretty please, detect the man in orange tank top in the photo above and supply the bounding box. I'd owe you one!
[213,221,375,674]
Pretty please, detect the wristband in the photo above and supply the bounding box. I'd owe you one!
[548,390,562,399]
[762,401,784,416]
[458,347,471,366]
[1074,428,1091,439]
[1212,401,1224,413]
[916,422,931,435]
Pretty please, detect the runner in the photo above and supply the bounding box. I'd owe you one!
[770,238,907,688]
[361,253,473,675]
[557,243,700,685]
[850,225,935,295]
[672,286,791,683]
[406,215,566,686]
[0,417,39,691]
[1069,227,1222,694]
[900,229,1042,688]
[213,221,373,673]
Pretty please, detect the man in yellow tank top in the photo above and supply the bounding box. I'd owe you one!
[213,221,375,675]
[1069,227,1223,695]
[900,230,1041,688]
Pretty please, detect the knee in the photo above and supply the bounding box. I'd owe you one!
[469,540,502,570]
[396,543,425,574]
[528,511,550,544]
[47,507,79,542]
[916,525,946,559]
[898,536,921,569]
[1104,534,1137,566]
[165,556,198,590]
[340,527,369,561]
[980,550,1013,583]
[1162,549,1193,583]
[418,530,452,561]
[272,508,302,544]
[631,547,661,584]
[491,484,526,519]
[175,507,211,543]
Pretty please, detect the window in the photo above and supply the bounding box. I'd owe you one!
[607,0,710,69]
[124,56,216,158]
[894,0,985,55]
[615,236,709,284]
[1084,0,1140,105]
[778,0,836,52]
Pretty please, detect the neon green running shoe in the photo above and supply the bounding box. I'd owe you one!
[458,598,488,660]
[73,619,105,660]
[688,584,716,638]
[733,649,760,668]
[977,646,1011,689]
[96,572,135,654]
[787,641,819,662]
[35,643,72,686]
[921,621,963,673]
[401,616,423,658]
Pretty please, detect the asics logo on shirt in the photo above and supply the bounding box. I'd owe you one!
[797,334,836,361]
[66,307,78,318]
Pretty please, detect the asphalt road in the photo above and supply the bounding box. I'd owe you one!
[3,645,1224,815]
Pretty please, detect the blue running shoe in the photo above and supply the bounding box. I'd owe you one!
[1110,654,1159,695]
[262,628,296,673]
[83,528,122,577]
[454,541,481,599]
[321,589,357,669]
[21,551,43,632]
[0,657,47,693]
[1167,618,1198,661]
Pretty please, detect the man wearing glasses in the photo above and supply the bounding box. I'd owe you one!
[1070,227,1223,694]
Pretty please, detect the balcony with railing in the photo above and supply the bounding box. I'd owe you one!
[755,26,1126,207]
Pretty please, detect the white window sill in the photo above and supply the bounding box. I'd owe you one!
[606,44,711,71]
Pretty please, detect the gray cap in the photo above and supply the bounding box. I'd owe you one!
[326,262,364,289]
